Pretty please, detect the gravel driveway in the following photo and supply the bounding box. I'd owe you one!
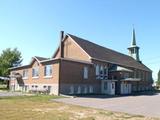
[55,93,160,118]
[0,91,25,97]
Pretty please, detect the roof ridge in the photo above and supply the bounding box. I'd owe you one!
[67,33,151,72]
[34,56,49,61]
[34,56,48,59]
[68,33,137,60]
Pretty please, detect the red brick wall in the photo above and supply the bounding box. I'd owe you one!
[54,36,91,62]
[10,59,60,85]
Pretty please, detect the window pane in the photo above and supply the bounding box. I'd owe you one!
[100,66,104,75]
[84,67,88,79]
[32,67,39,77]
[96,65,99,76]
[23,69,28,78]
[44,65,52,76]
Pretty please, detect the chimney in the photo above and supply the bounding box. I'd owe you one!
[60,31,64,58]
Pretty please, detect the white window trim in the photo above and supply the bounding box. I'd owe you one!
[43,76,53,79]
[44,65,52,77]
[32,76,39,79]
[22,77,28,80]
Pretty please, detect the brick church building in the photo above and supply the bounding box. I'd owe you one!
[9,29,153,95]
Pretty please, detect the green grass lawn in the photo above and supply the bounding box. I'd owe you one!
[0,95,159,120]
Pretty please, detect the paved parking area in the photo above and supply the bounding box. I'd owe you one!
[55,93,160,118]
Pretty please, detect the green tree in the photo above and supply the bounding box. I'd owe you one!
[0,48,22,77]
[156,70,160,85]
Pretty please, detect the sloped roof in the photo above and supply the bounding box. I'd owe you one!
[29,56,49,65]
[10,56,49,70]
[68,34,151,72]
[34,56,48,61]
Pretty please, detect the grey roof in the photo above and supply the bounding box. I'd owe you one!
[68,34,151,72]
[10,56,49,70]
[34,56,48,61]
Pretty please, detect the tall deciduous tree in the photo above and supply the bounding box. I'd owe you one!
[157,70,160,85]
[0,48,22,77]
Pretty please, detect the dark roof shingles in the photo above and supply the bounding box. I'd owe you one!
[34,56,48,61]
[68,34,151,72]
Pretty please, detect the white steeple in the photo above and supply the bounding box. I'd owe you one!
[128,28,141,62]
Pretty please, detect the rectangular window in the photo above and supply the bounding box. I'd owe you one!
[100,66,104,79]
[32,67,39,78]
[44,65,52,77]
[136,70,140,78]
[83,66,88,79]
[104,67,108,79]
[95,65,100,79]
[124,72,129,79]
[104,81,108,90]
[100,66,104,76]
[22,69,28,79]
[96,65,99,76]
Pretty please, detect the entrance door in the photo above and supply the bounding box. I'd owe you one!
[110,82,115,95]
[101,81,115,95]
[120,83,132,94]
[101,81,108,94]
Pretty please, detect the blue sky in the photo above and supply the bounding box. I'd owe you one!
[0,0,160,80]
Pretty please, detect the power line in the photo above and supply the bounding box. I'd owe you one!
[143,56,160,62]
[144,60,160,65]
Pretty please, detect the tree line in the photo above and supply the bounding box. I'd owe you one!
[157,70,160,86]
[0,48,22,77]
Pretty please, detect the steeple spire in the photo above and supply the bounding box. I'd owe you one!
[132,28,136,46]
[128,28,141,63]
